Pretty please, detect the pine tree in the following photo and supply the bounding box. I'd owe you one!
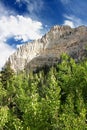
[1,62,14,89]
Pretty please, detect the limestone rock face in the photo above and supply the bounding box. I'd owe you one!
[7,25,87,72]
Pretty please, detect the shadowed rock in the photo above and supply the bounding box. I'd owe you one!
[7,25,87,72]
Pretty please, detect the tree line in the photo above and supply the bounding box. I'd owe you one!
[0,54,87,130]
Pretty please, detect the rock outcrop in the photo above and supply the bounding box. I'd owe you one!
[7,25,87,72]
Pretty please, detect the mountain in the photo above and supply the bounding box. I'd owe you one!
[7,25,87,72]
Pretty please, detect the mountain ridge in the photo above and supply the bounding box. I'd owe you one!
[7,25,87,72]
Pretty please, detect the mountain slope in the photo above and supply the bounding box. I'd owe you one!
[7,25,87,72]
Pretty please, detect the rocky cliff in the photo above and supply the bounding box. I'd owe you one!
[7,25,87,72]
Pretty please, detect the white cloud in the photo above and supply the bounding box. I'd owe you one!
[61,0,87,21]
[63,15,84,28]
[0,15,43,42]
[0,2,43,70]
[0,42,15,70]
[16,43,24,49]
[27,0,44,14]
[16,0,44,15]
[0,2,15,17]
[64,20,74,28]
[0,15,43,69]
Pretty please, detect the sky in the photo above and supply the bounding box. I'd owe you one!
[0,0,87,69]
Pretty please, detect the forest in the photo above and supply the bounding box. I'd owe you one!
[0,54,87,130]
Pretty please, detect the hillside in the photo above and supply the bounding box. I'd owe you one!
[7,25,87,72]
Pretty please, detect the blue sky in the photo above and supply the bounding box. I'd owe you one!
[0,0,87,69]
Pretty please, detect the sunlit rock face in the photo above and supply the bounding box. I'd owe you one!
[7,25,87,72]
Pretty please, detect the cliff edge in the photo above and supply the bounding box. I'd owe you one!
[7,25,87,72]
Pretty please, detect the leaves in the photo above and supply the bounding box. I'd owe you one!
[0,54,87,129]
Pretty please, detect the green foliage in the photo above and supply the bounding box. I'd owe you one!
[0,106,9,129]
[0,62,14,88]
[0,53,87,130]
